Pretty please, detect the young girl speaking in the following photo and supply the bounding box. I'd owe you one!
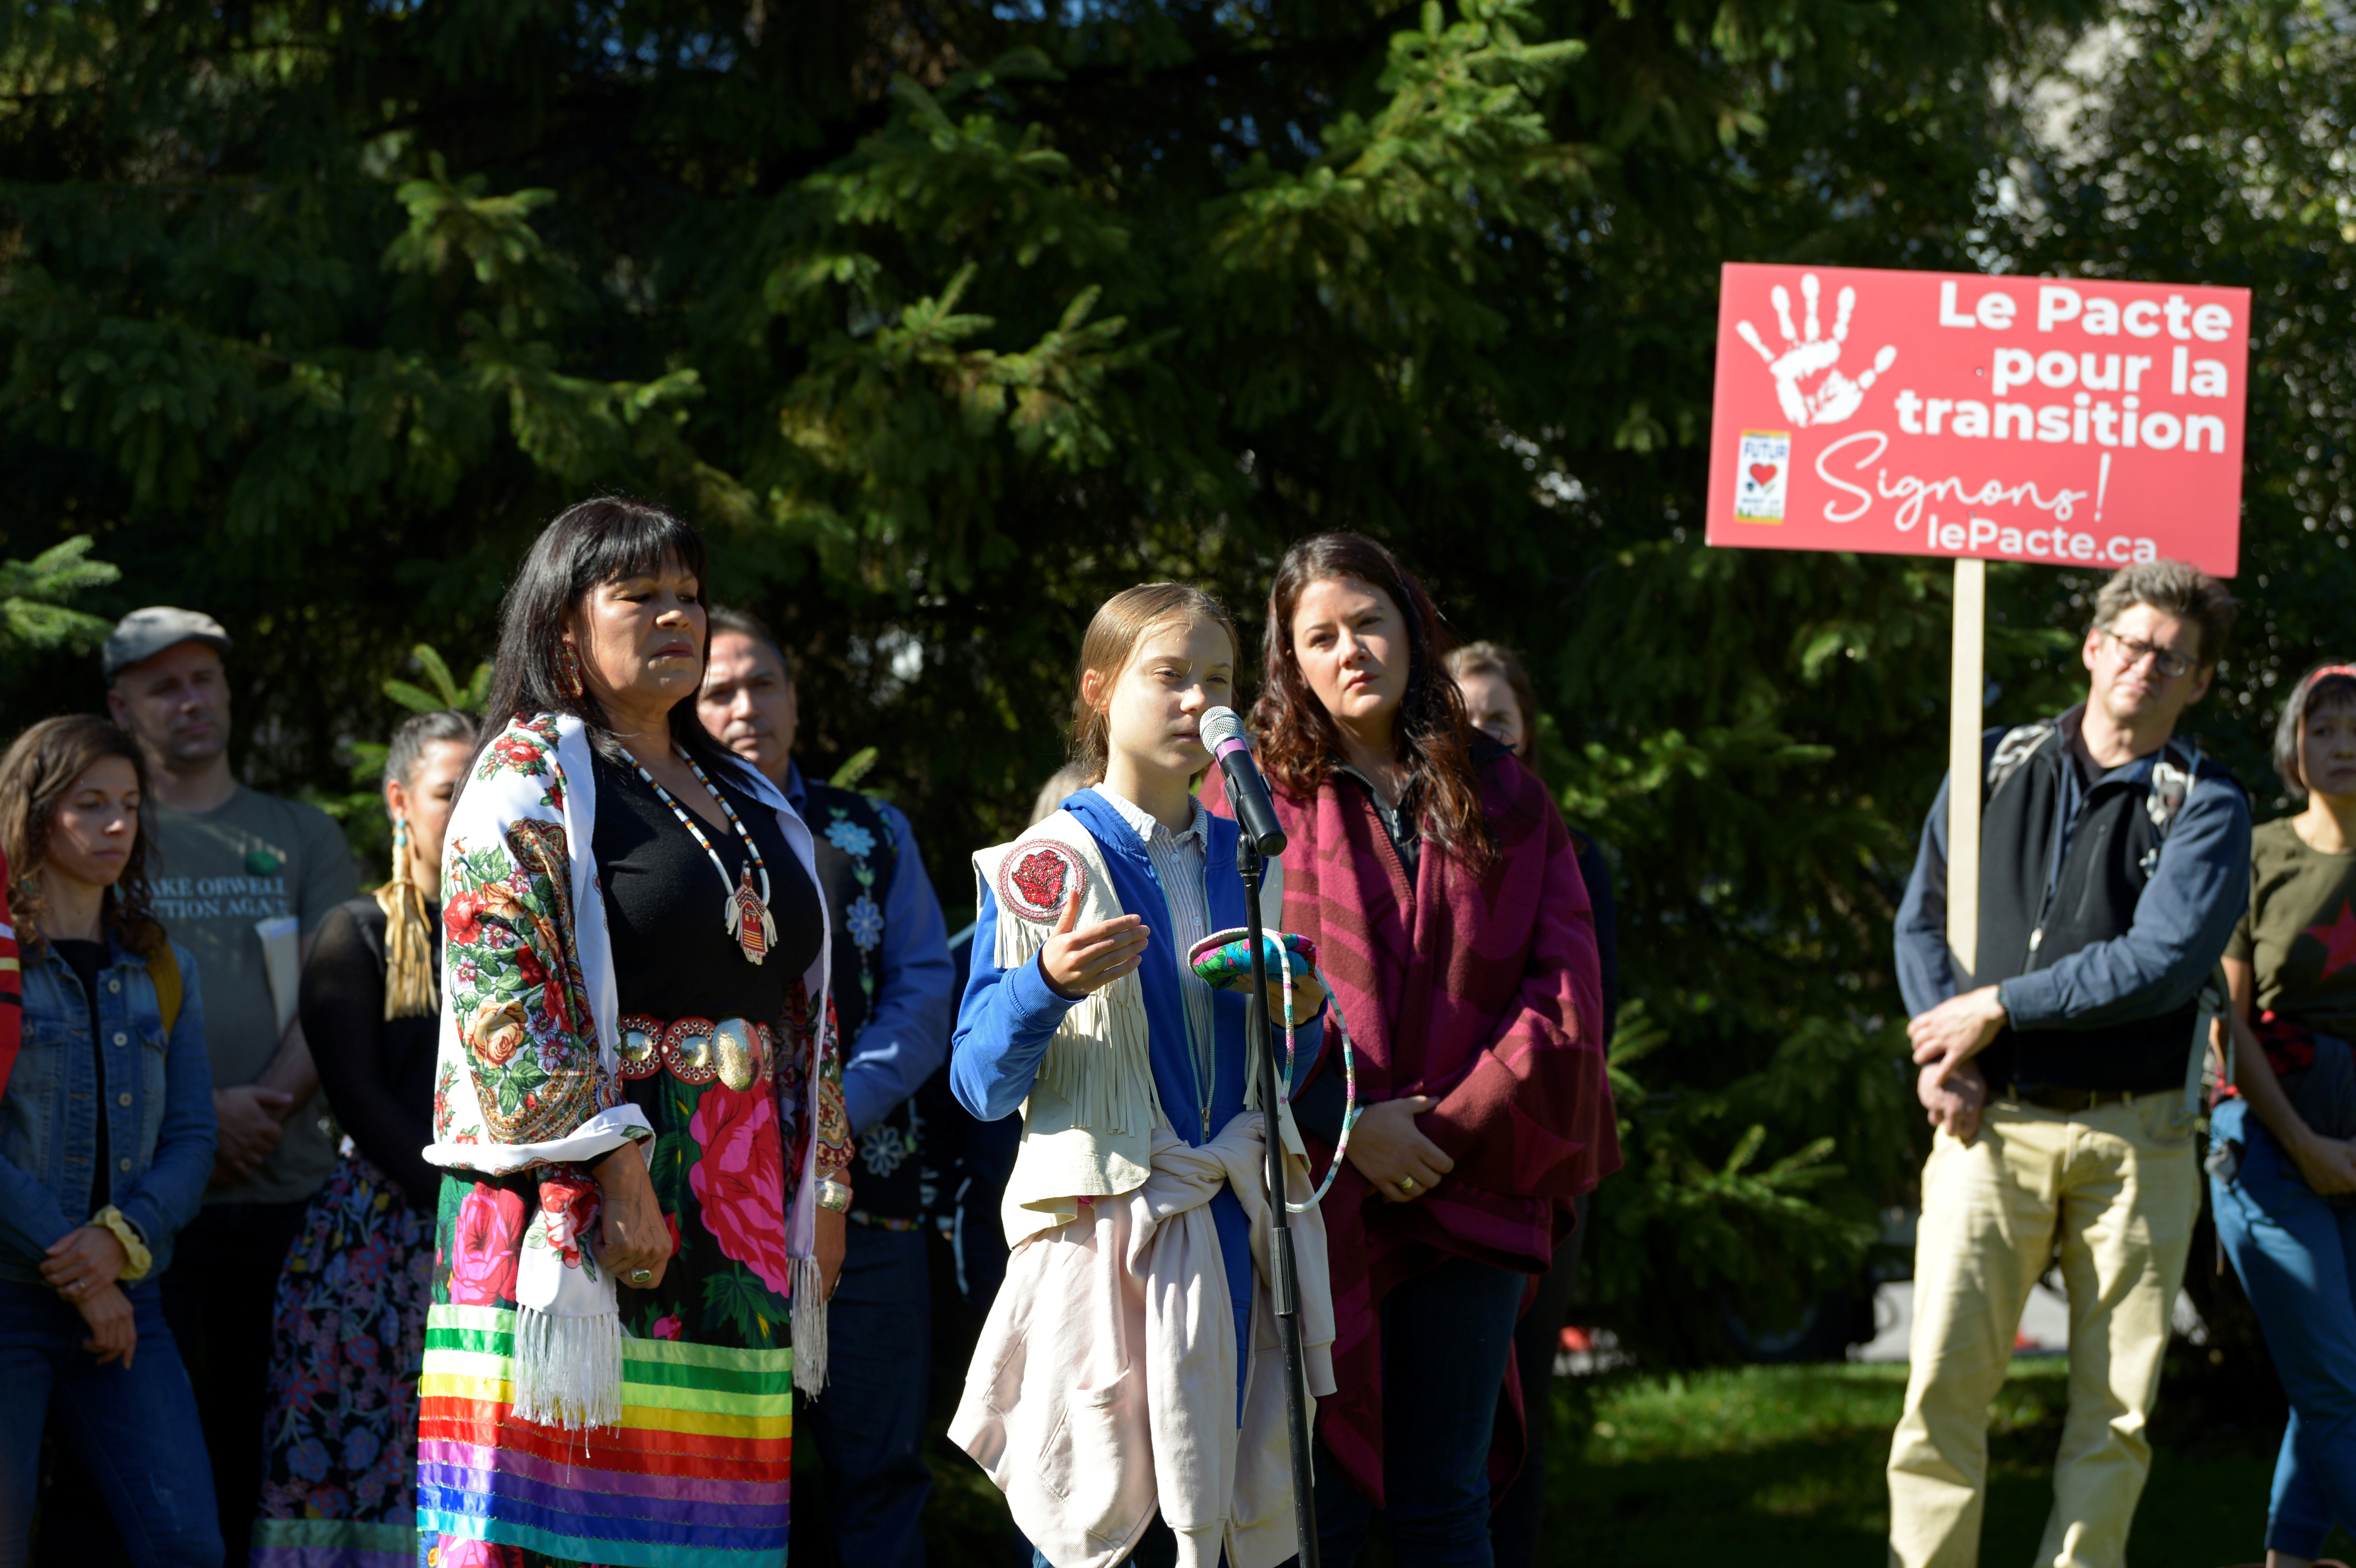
[949,583,1334,1568]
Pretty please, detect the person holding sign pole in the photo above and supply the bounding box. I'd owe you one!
[1888,560,2250,1568]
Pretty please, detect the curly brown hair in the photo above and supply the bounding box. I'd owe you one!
[1252,532,1494,869]
[0,716,164,958]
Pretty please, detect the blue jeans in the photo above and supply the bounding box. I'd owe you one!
[801,1221,932,1568]
[1310,1255,1530,1568]
[2211,1095,2356,1559]
[0,1276,221,1567]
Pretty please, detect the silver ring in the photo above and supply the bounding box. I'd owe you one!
[628,1268,654,1286]
[65,1280,83,1296]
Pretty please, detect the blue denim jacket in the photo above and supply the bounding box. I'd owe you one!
[0,933,215,1284]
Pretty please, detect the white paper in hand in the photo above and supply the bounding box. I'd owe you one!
[257,914,301,1036]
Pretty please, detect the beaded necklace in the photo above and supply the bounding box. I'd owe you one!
[620,744,780,966]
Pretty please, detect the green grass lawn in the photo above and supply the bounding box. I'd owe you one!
[1537,1360,2334,1568]
[909,1359,2342,1568]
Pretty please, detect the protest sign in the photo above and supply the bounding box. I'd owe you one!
[1704,262,2251,971]
[1706,263,2250,576]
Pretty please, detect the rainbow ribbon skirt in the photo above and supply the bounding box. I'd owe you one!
[416,1304,793,1566]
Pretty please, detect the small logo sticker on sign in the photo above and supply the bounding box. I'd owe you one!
[1734,431,1790,523]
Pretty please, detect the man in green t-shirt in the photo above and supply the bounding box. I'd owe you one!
[103,606,360,1568]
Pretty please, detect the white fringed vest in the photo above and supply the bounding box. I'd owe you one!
[974,810,1167,1246]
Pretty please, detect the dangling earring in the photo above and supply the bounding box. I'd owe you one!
[375,816,436,1020]
[556,638,584,699]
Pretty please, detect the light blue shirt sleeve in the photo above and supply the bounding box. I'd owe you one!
[841,803,958,1137]
[950,892,1080,1122]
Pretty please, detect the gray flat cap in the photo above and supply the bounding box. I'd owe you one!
[103,607,233,681]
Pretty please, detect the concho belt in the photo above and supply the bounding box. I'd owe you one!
[615,1013,776,1091]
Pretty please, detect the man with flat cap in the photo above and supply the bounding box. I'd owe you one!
[104,608,358,1565]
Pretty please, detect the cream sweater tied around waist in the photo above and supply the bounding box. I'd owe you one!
[950,1115,1337,1568]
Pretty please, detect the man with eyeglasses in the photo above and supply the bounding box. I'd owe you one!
[1886,559,2251,1568]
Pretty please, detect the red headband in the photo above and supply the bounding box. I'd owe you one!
[2307,664,2356,693]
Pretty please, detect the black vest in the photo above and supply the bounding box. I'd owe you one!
[802,777,927,1224]
[1969,708,2238,1093]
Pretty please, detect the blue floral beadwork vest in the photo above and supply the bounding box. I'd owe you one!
[805,777,926,1226]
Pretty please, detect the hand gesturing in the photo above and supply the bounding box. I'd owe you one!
[1039,888,1148,999]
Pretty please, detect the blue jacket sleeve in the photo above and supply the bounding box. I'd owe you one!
[950,891,1080,1122]
[0,1137,76,1268]
[1894,772,1961,1019]
[117,946,216,1252]
[841,805,958,1137]
[1998,775,2252,1031]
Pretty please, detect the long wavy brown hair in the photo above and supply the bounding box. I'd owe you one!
[1252,532,1494,869]
[0,716,164,958]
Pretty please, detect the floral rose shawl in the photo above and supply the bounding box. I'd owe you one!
[425,710,844,1405]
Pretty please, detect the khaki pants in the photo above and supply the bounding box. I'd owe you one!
[1887,1092,2198,1568]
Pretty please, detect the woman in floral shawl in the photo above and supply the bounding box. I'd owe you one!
[415,500,850,1568]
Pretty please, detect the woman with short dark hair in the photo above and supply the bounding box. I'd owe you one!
[1205,532,1619,1568]
[2213,660,2356,1568]
[251,707,477,1566]
[0,716,218,1566]
[412,498,849,1567]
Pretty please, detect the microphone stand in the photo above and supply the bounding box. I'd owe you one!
[1237,836,1320,1568]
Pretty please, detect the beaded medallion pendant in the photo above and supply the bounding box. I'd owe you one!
[624,744,780,966]
[727,865,779,965]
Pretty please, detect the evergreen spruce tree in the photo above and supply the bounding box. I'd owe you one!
[11,0,2335,1367]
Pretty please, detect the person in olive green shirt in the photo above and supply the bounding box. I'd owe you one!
[102,607,359,1568]
[2214,661,2356,1568]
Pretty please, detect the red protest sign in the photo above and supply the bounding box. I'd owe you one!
[1704,263,2250,576]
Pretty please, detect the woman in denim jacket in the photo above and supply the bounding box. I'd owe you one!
[0,716,218,1567]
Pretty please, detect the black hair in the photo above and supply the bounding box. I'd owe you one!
[383,709,479,788]
[2274,660,2356,801]
[706,605,793,682]
[471,497,745,788]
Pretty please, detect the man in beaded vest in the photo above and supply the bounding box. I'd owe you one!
[699,607,956,1568]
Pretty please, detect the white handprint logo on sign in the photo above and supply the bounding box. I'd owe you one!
[1735,273,1897,427]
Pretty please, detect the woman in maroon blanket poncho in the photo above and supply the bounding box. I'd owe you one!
[1203,532,1620,1568]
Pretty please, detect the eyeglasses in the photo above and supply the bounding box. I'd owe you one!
[2101,628,2195,680]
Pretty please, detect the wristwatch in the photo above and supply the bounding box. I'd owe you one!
[816,1179,852,1213]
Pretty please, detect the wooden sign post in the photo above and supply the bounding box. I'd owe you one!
[1947,559,1984,976]
[1702,262,2251,987]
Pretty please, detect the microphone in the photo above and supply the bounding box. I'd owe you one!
[1201,706,1287,856]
